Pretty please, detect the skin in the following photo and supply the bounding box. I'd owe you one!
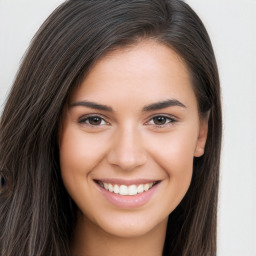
[59,40,208,256]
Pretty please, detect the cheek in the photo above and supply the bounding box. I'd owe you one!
[145,128,198,203]
[59,126,110,215]
[59,127,107,176]
[147,128,197,173]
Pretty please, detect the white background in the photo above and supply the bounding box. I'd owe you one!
[0,1,255,255]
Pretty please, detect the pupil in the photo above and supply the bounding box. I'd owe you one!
[154,116,166,125]
[89,117,101,125]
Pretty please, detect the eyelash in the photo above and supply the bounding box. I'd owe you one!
[78,114,109,127]
[78,114,177,128]
[146,115,177,128]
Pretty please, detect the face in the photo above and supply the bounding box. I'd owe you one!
[59,40,208,238]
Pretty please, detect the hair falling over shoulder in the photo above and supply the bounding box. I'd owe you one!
[0,0,222,255]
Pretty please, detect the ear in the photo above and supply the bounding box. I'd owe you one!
[194,113,209,157]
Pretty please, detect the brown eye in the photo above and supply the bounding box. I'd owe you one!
[153,116,168,125]
[88,117,103,125]
[147,115,176,127]
[79,116,108,126]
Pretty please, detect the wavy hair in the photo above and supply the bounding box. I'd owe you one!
[0,0,222,255]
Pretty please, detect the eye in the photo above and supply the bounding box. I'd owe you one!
[79,115,108,126]
[147,115,176,127]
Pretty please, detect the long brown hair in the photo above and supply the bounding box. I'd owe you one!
[0,1,222,255]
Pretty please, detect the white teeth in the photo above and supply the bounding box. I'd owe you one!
[114,184,119,194]
[108,184,114,192]
[137,184,144,194]
[128,185,137,195]
[100,182,155,196]
[119,185,129,195]
[144,183,150,191]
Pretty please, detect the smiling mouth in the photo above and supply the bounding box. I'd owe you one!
[95,180,160,196]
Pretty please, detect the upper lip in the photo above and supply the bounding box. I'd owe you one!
[94,178,160,185]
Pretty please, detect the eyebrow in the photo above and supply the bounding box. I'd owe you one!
[70,101,113,112]
[70,98,186,112]
[142,99,186,111]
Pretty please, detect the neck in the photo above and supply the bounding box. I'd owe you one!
[71,213,168,256]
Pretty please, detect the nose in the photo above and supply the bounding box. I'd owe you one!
[107,125,147,171]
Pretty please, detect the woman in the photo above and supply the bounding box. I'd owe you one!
[0,0,222,255]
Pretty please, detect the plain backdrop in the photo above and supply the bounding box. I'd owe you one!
[0,1,255,255]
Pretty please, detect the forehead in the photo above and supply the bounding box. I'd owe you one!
[70,40,197,110]
[93,40,189,82]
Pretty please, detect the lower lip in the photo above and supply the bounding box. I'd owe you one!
[96,182,160,208]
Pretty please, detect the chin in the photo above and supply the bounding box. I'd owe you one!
[91,212,168,239]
